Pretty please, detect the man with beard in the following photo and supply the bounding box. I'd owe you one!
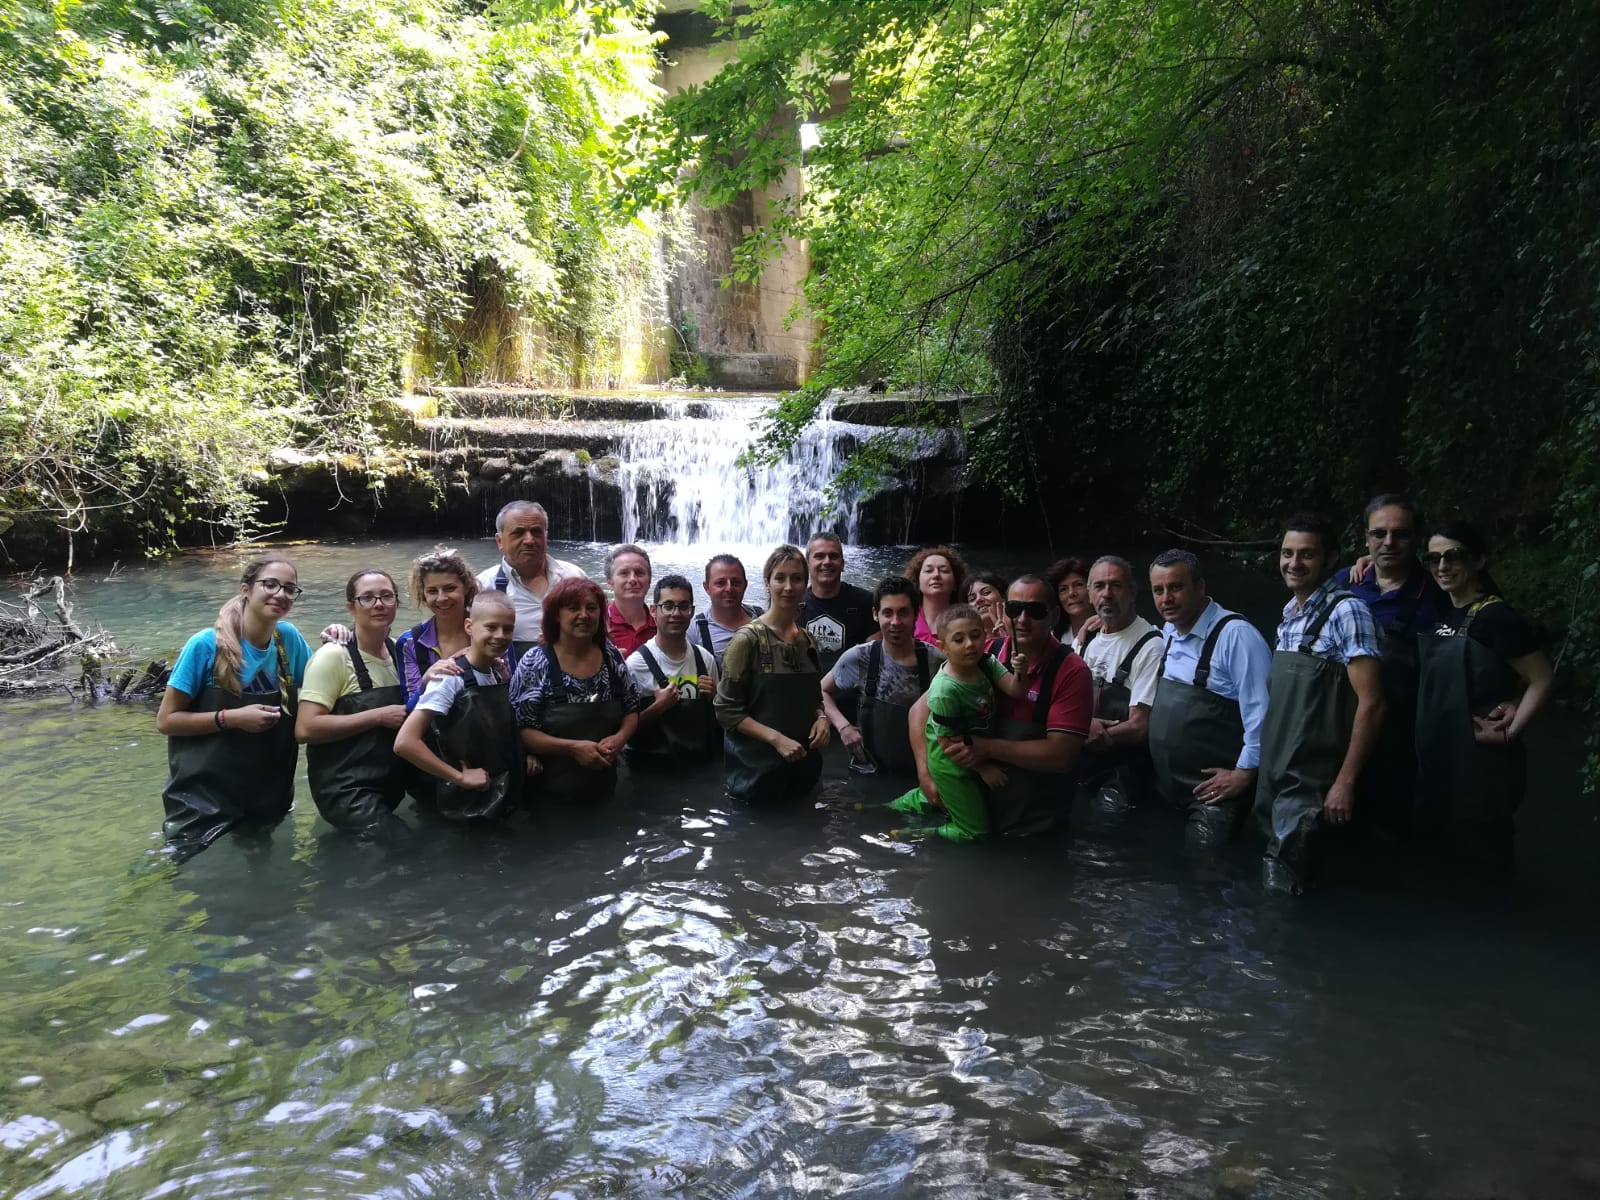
[476,500,586,644]
[798,533,877,672]
[1076,556,1164,810]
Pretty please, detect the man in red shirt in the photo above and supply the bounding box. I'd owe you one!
[910,574,1093,835]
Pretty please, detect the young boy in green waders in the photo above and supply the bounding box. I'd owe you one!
[886,604,1029,841]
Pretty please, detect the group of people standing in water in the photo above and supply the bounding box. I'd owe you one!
[157,495,1553,894]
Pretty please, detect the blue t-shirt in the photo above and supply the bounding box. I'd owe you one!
[168,621,313,698]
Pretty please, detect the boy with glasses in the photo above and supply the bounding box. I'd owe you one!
[626,574,721,766]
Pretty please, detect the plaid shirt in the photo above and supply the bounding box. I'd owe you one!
[1275,573,1381,665]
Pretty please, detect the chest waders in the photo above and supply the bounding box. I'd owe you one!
[1079,630,1161,810]
[162,633,298,857]
[984,640,1069,836]
[1148,615,1249,845]
[1415,597,1526,875]
[723,624,824,804]
[1361,597,1424,841]
[536,658,626,805]
[1253,593,1359,892]
[306,640,406,831]
[432,655,522,821]
[858,641,931,777]
[628,644,719,767]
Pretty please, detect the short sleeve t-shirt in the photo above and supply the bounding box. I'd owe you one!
[168,621,313,698]
[1079,617,1164,709]
[626,638,720,701]
[830,641,946,708]
[1434,598,1543,662]
[415,662,506,716]
[689,608,761,666]
[924,655,1008,738]
[300,642,400,710]
[798,583,877,667]
[995,639,1094,736]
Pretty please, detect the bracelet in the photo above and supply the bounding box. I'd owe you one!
[215,708,228,731]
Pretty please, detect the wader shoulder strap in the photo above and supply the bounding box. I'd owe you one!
[274,631,297,711]
[695,614,713,650]
[1298,590,1353,654]
[690,644,709,677]
[1112,630,1161,687]
[1195,614,1246,689]
[341,638,397,693]
[748,622,776,673]
[494,566,510,593]
[864,641,883,701]
[450,653,481,691]
[1462,595,1504,633]
[915,642,931,691]
[637,644,669,688]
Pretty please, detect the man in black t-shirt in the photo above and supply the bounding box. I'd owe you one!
[798,533,877,671]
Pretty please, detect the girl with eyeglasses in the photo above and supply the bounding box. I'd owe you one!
[157,556,314,857]
[1415,521,1555,875]
[294,570,410,832]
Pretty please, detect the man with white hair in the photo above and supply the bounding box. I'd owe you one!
[476,500,586,644]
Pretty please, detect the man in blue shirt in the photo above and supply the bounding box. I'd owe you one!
[1255,513,1385,894]
[1146,550,1273,844]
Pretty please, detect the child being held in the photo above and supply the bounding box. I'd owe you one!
[887,603,1030,841]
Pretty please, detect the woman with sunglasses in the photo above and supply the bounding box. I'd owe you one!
[157,556,315,857]
[295,570,410,832]
[1415,521,1554,875]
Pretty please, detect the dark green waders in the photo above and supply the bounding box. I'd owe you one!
[1078,630,1161,811]
[1415,599,1527,876]
[1147,614,1250,846]
[1360,612,1423,842]
[1254,595,1360,893]
[723,625,824,804]
[306,640,407,832]
[162,633,298,857]
[856,641,932,777]
[432,655,522,821]
[983,641,1070,837]
[627,644,720,769]
[536,693,626,804]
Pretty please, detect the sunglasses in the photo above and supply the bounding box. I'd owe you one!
[1003,600,1051,620]
[1421,549,1471,569]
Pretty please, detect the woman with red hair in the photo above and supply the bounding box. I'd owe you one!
[510,577,647,803]
[904,545,968,646]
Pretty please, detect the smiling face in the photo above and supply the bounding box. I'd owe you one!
[937,615,988,670]
[607,552,651,606]
[968,579,1001,612]
[347,572,399,635]
[1149,563,1207,633]
[918,554,955,600]
[1366,504,1418,576]
[1425,534,1485,599]
[876,591,916,648]
[466,604,516,662]
[1088,562,1137,631]
[243,563,298,623]
[652,586,695,640]
[1007,578,1058,655]
[1280,531,1333,599]
[421,570,467,623]
[705,562,749,618]
[558,593,603,643]
[807,539,844,591]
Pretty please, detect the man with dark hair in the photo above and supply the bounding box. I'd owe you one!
[1077,555,1165,810]
[798,533,877,671]
[1255,513,1385,893]
[625,573,720,767]
[689,554,759,667]
[919,574,1093,835]
[821,577,944,776]
[1347,493,1449,839]
[476,500,586,643]
[1147,549,1273,843]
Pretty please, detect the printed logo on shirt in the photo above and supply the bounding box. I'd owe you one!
[806,614,845,654]
[666,672,701,701]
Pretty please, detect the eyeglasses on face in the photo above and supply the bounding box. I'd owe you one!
[1003,600,1051,620]
[656,601,695,614]
[352,592,399,607]
[1421,550,1470,569]
[254,579,304,598]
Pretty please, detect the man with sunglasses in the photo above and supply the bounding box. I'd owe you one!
[625,574,721,767]
[914,576,1093,835]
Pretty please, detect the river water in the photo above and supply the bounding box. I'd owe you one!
[3,537,1598,1198]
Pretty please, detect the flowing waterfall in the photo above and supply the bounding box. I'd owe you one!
[614,398,943,546]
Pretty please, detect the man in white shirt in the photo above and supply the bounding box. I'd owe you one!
[1078,554,1164,808]
[626,574,721,766]
[475,500,586,644]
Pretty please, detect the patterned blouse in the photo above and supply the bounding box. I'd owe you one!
[509,641,648,730]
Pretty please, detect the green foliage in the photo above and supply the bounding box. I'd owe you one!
[0,0,668,553]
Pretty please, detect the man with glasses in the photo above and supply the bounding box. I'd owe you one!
[1346,494,1446,840]
[798,533,876,672]
[477,500,586,643]
[625,574,721,767]
[916,575,1093,835]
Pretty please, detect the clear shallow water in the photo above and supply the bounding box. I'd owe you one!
[3,539,1599,1198]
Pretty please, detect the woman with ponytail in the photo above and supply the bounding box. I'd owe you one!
[157,557,314,857]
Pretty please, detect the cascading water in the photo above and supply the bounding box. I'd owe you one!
[614,398,951,545]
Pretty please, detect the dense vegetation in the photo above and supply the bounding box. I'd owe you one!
[0,0,667,560]
[630,0,1600,774]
